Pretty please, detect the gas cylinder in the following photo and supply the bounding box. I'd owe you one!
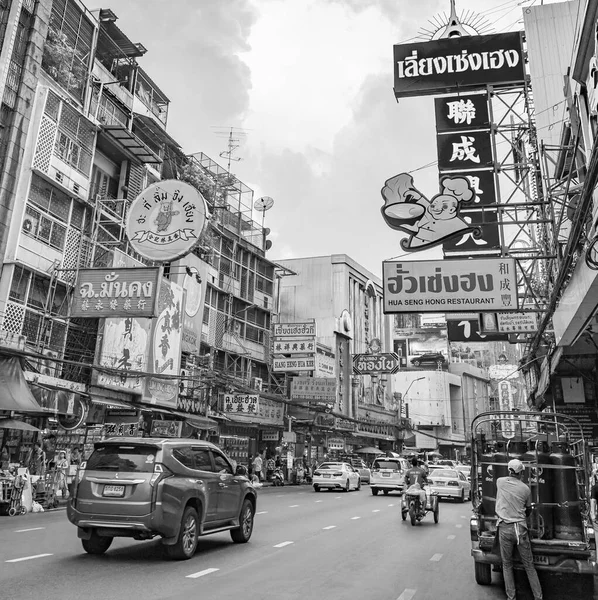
[507,441,528,465]
[550,442,582,540]
[487,441,509,515]
[480,443,496,516]
[523,441,553,539]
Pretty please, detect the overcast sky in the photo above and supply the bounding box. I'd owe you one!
[111,0,570,278]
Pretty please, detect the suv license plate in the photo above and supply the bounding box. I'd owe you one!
[382,473,391,477]
[533,555,549,565]
[103,484,125,497]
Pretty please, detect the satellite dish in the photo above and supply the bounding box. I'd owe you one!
[254,196,274,212]
[265,240,273,251]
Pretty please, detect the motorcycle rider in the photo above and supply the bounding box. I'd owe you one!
[404,456,428,506]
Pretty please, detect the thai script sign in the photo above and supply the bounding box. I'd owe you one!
[393,32,525,99]
[291,377,336,402]
[352,353,400,375]
[496,312,539,333]
[72,268,161,318]
[435,94,490,132]
[489,364,519,381]
[150,420,183,438]
[224,394,259,414]
[273,322,316,337]
[383,258,518,313]
[273,357,315,372]
[125,180,207,262]
[272,337,316,355]
[315,345,335,377]
[335,418,357,432]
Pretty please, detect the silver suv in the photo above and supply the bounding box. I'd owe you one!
[370,456,409,495]
[67,438,257,560]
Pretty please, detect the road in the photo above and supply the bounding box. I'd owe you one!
[0,485,593,600]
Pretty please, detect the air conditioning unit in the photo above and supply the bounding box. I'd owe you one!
[22,214,39,235]
[38,349,59,377]
[251,377,263,391]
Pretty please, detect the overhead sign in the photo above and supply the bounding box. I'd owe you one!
[450,171,496,207]
[315,345,335,377]
[393,32,525,98]
[352,353,400,375]
[447,319,508,342]
[496,312,539,334]
[437,131,493,172]
[489,364,519,381]
[435,94,490,132]
[442,210,500,253]
[291,377,336,402]
[272,337,316,355]
[273,322,316,337]
[382,258,518,313]
[273,357,315,372]
[125,180,207,262]
[72,268,161,318]
[223,394,259,414]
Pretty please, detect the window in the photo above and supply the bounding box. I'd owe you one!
[87,445,157,473]
[192,448,213,471]
[211,451,233,474]
[172,447,194,469]
[9,267,68,317]
[23,205,66,251]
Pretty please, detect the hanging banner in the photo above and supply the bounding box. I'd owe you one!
[437,131,494,172]
[393,32,525,98]
[435,94,490,132]
[383,258,518,313]
[443,210,500,253]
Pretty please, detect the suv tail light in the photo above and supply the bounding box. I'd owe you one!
[150,463,172,487]
[71,461,86,503]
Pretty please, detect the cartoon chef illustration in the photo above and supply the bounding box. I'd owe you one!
[380,173,479,251]
[154,199,180,233]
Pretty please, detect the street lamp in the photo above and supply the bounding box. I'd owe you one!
[401,377,425,417]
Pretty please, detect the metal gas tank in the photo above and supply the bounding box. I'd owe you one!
[523,442,553,539]
[550,442,582,540]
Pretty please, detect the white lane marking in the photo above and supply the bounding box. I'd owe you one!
[14,527,45,533]
[396,589,417,600]
[372,509,380,513]
[186,568,219,579]
[6,554,53,563]
[455,524,463,528]
[315,500,323,503]
[256,511,268,515]
[388,503,395,507]
[322,525,336,530]
[461,515,467,519]
[351,516,361,520]
[430,553,443,562]
[447,535,456,540]
[273,541,294,548]
[335,496,342,499]
[289,505,299,508]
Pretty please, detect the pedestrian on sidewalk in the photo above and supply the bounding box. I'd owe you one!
[496,459,543,600]
[27,441,46,477]
[252,451,263,482]
[55,450,69,499]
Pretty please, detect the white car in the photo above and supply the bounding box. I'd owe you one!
[427,468,471,502]
[455,464,472,482]
[370,457,410,496]
[313,462,361,492]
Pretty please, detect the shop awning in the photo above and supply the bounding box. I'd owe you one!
[0,356,43,413]
[91,397,135,410]
[354,431,396,442]
[101,125,162,164]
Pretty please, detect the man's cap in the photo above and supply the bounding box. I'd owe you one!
[508,459,524,474]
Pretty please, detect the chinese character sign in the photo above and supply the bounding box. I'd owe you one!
[435,94,490,132]
[381,173,479,251]
[437,131,493,171]
[223,394,259,415]
[272,337,316,355]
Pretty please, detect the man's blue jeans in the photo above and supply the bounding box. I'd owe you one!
[498,522,542,600]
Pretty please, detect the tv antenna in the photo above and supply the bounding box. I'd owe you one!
[212,126,249,173]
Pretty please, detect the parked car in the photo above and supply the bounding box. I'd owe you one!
[410,352,447,368]
[67,438,257,560]
[427,468,471,502]
[347,458,371,484]
[370,456,410,495]
[313,462,361,492]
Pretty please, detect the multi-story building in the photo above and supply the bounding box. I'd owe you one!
[275,254,397,457]
[0,0,281,467]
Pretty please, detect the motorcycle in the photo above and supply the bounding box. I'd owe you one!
[272,467,285,486]
[401,484,439,526]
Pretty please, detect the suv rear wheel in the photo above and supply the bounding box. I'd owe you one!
[371,488,379,496]
[82,531,113,555]
[165,506,199,560]
[231,498,254,543]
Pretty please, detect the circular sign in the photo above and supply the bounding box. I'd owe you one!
[125,180,207,262]
[57,395,87,431]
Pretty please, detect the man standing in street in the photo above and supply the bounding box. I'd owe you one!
[496,459,543,600]
[252,451,263,482]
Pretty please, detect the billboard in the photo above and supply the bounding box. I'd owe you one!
[393,32,525,98]
[71,268,161,318]
[383,258,518,313]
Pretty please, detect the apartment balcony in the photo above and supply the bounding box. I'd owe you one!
[91,62,134,114]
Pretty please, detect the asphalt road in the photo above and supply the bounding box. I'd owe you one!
[0,485,593,600]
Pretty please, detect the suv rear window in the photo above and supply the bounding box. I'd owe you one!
[87,444,157,473]
[373,460,402,471]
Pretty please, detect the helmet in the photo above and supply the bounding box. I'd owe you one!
[508,459,524,474]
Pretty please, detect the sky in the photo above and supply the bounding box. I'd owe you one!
[110,0,570,278]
